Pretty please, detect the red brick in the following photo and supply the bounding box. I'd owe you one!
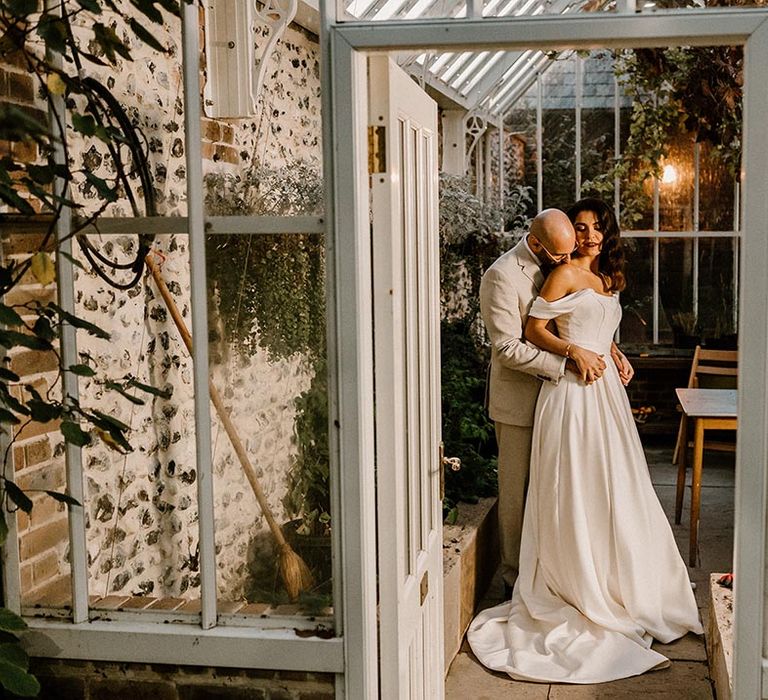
[24,437,51,466]
[17,461,65,493]
[20,562,32,592]
[1,231,57,255]
[11,138,38,164]
[201,142,216,161]
[19,515,68,560]
[13,444,25,471]
[16,509,29,532]
[10,349,59,377]
[29,494,64,530]
[214,144,239,164]
[13,418,60,441]
[221,124,234,144]
[32,550,60,586]
[7,72,34,103]
[3,284,56,307]
[202,119,221,142]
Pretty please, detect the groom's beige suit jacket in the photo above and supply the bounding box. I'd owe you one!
[480,238,566,426]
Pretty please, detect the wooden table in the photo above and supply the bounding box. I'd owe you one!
[674,388,738,566]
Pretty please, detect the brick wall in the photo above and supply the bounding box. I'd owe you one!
[1,46,73,604]
[29,660,335,700]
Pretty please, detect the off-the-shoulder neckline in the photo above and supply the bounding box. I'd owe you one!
[541,287,617,303]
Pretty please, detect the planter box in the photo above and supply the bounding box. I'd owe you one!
[707,573,733,700]
[442,497,499,672]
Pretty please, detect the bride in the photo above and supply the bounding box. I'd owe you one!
[468,197,703,683]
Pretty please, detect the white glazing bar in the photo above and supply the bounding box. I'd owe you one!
[614,70,621,219]
[181,1,217,631]
[467,0,483,19]
[334,10,762,50]
[66,216,326,236]
[734,181,740,331]
[47,0,88,624]
[324,29,379,699]
[536,73,543,211]
[498,117,505,209]
[734,20,768,700]
[484,129,493,202]
[653,178,660,345]
[575,53,582,199]
[0,319,20,614]
[693,142,700,321]
[622,230,738,238]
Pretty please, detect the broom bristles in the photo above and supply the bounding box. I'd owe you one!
[279,544,315,601]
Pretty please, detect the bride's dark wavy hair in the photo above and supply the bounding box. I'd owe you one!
[566,197,626,292]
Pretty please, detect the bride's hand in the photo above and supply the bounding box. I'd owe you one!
[567,345,606,384]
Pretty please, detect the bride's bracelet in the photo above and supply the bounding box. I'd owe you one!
[564,343,571,359]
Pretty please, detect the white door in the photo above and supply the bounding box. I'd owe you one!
[369,55,444,700]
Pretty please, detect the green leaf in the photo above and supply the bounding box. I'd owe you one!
[24,164,54,186]
[0,609,26,634]
[5,0,39,16]
[32,316,55,342]
[60,420,91,447]
[68,364,96,377]
[0,367,20,384]
[129,0,164,24]
[36,12,68,54]
[128,17,166,52]
[0,305,23,327]
[0,661,40,697]
[0,642,28,671]
[0,513,6,547]
[0,104,49,143]
[75,0,101,11]
[0,408,20,425]
[92,22,132,63]
[105,380,144,406]
[48,303,110,339]
[83,172,118,202]
[27,399,62,423]
[126,378,171,399]
[71,112,97,137]
[3,481,33,514]
[0,183,35,216]
[0,330,52,351]
[43,490,81,507]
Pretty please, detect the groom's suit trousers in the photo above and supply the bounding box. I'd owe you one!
[495,422,533,589]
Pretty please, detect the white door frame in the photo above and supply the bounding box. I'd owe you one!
[319,8,768,699]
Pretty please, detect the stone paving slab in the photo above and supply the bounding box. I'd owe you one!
[546,661,712,699]
[652,632,707,662]
[445,652,549,699]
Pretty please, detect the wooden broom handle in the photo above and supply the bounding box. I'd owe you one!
[145,255,288,548]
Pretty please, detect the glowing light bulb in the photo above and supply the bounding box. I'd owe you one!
[662,164,678,184]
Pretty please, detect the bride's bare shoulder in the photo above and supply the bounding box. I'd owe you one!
[540,264,580,300]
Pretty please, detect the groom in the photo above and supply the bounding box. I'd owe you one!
[480,209,608,595]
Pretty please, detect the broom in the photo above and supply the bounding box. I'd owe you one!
[144,253,314,601]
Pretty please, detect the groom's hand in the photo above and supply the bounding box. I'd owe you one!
[610,346,634,386]
[566,346,606,384]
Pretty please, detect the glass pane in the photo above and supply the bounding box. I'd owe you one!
[541,55,576,210]
[618,107,653,232]
[659,134,695,232]
[6,236,73,610]
[698,237,738,348]
[699,142,736,232]
[580,51,616,203]
[74,232,203,616]
[505,79,538,217]
[619,237,653,348]
[205,185,331,617]
[659,237,694,347]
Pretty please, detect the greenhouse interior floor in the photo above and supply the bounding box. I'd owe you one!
[445,442,735,699]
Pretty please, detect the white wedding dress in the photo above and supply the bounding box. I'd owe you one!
[468,288,703,684]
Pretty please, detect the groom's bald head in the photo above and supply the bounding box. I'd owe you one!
[527,209,576,266]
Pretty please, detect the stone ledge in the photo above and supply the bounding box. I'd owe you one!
[442,497,499,673]
[707,572,733,700]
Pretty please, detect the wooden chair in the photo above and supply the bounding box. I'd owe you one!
[673,345,738,525]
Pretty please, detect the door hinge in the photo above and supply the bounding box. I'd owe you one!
[368,125,386,174]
